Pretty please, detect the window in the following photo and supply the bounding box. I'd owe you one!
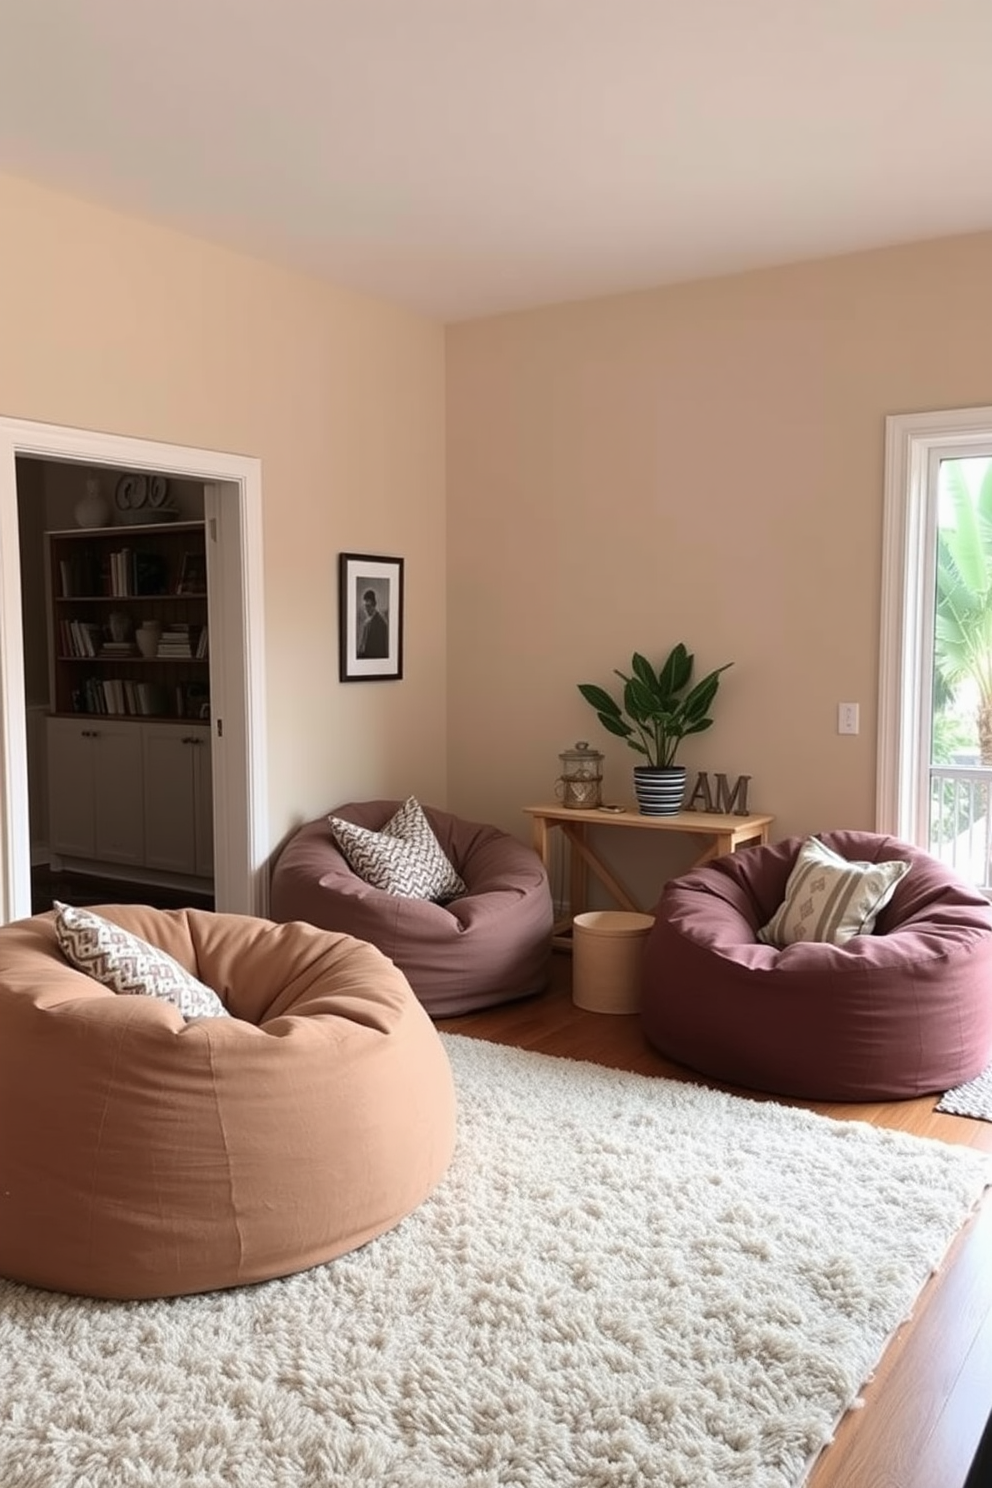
[880,408,992,891]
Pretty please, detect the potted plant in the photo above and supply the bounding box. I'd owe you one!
[578,643,733,815]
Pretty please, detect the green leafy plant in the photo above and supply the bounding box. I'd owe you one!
[578,643,733,769]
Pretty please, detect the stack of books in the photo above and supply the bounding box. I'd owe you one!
[158,625,194,658]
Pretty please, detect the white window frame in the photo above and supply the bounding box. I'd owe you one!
[879,406,992,844]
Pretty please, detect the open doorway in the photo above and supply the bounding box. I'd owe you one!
[18,456,218,913]
[0,417,269,924]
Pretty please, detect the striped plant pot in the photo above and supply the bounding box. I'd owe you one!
[633,765,687,816]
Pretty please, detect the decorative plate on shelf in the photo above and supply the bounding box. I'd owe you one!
[115,473,148,510]
[115,471,178,522]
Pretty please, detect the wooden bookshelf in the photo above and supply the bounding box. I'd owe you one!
[43,519,213,885]
[45,519,209,722]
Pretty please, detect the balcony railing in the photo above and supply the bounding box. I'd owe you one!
[929,764,992,892]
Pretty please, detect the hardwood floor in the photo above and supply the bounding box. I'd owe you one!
[30,866,214,916]
[436,952,992,1488]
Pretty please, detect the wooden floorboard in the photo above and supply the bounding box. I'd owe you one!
[30,867,214,915]
[436,952,992,1488]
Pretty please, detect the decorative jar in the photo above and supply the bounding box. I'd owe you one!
[555,741,604,809]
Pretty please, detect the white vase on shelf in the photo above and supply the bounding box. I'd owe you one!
[74,477,111,529]
[135,624,162,659]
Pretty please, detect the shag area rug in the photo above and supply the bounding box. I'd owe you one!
[937,1060,992,1121]
[1,1035,990,1488]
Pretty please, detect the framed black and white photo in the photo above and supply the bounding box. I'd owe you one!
[338,552,404,681]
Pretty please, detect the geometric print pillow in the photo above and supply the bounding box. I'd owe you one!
[757,836,911,949]
[327,797,466,902]
[52,901,230,1020]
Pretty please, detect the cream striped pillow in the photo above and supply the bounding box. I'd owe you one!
[758,837,910,948]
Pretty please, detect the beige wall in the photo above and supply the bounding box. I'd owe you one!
[0,171,447,860]
[446,231,992,894]
[7,163,992,906]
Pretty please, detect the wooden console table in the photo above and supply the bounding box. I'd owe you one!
[524,804,775,949]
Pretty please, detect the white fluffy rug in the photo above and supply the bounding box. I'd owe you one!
[2,1035,990,1488]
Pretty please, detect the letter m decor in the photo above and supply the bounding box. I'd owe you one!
[687,772,752,815]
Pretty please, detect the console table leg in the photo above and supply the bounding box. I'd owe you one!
[569,826,589,916]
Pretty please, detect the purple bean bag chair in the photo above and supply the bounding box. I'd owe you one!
[270,801,553,1017]
[641,829,992,1100]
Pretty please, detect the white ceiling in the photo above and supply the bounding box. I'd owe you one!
[1,0,990,321]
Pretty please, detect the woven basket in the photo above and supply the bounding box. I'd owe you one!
[572,911,655,1014]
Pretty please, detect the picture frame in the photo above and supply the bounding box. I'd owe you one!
[338,552,404,682]
[177,551,208,595]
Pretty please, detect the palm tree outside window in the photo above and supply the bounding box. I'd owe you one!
[931,457,992,887]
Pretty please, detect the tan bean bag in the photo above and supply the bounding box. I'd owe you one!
[0,906,456,1300]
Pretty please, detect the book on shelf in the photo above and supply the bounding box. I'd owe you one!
[58,552,101,598]
[134,681,170,715]
[76,677,171,717]
[57,547,168,598]
[61,623,143,660]
[64,619,103,657]
[134,551,167,596]
[108,549,130,597]
[107,547,171,598]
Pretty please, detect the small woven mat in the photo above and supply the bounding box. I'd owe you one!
[936,1063,992,1121]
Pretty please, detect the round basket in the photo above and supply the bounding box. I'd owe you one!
[572,910,655,1014]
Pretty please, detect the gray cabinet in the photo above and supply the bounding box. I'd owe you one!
[46,717,212,881]
[142,724,213,877]
[47,717,144,865]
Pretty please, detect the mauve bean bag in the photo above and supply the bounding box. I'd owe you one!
[641,830,992,1100]
[0,906,456,1299]
[270,801,554,1016]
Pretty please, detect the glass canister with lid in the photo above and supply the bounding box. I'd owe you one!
[555,741,604,809]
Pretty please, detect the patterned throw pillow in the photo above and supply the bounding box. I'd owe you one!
[758,837,910,948]
[53,901,230,1020]
[327,797,466,902]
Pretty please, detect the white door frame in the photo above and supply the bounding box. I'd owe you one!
[0,417,269,923]
[878,405,992,842]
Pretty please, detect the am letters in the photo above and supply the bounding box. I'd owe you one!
[686,772,751,815]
